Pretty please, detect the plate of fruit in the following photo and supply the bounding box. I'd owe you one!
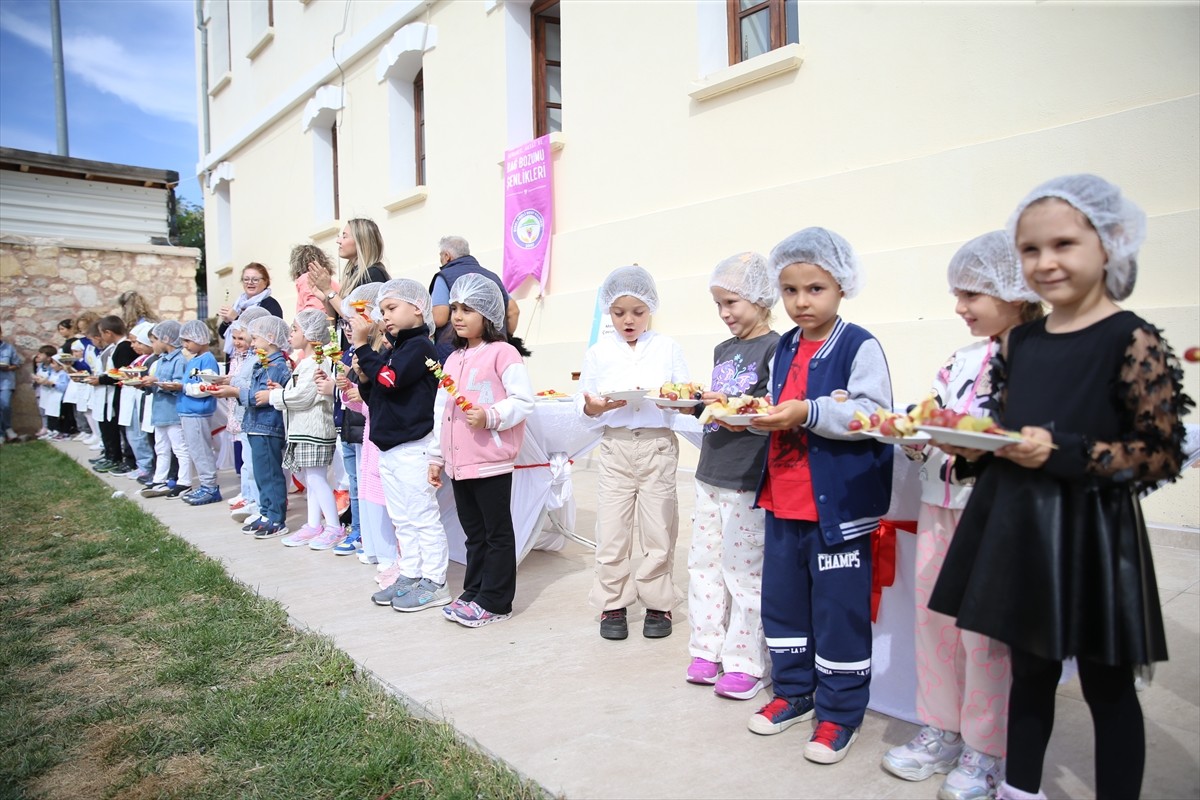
[648,381,704,408]
[601,389,651,403]
[914,405,1024,451]
[847,408,930,445]
[535,389,571,401]
[698,394,772,426]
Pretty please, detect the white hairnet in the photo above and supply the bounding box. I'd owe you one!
[768,227,863,299]
[449,273,506,332]
[295,309,331,345]
[376,278,433,333]
[151,321,180,346]
[1009,174,1146,301]
[709,251,777,308]
[180,320,211,345]
[237,306,272,328]
[130,321,155,346]
[947,231,1040,303]
[250,316,291,350]
[600,265,659,313]
[341,282,384,321]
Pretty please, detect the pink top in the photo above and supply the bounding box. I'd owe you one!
[343,394,385,505]
[294,272,340,314]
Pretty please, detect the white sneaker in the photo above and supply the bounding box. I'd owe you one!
[88,441,104,451]
[227,493,244,507]
[73,432,89,442]
[231,502,258,523]
[938,746,1004,800]
[883,726,964,781]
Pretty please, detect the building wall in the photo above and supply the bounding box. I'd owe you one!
[199,0,1199,523]
[0,237,200,434]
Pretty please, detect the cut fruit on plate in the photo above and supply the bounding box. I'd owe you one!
[720,413,767,426]
[647,393,699,408]
[863,429,931,446]
[914,425,1022,451]
[601,389,650,402]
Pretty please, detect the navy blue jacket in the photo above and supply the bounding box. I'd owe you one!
[429,256,511,360]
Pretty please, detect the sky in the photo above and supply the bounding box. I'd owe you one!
[0,0,202,203]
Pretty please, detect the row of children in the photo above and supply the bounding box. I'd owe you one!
[571,173,1190,800]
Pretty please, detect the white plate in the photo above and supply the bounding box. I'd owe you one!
[863,429,931,446]
[914,425,1021,451]
[601,390,650,402]
[648,393,700,408]
[719,413,767,426]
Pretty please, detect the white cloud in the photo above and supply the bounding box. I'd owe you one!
[0,5,195,125]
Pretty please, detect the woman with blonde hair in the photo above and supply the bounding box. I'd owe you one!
[307,219,390,327]
[117,290,160,330]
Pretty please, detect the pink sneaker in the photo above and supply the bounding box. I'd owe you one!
[280,524,323,548]
[686,657,721,685]
[308,525,345,551]
[714,672,764,700]
[375,562,403,588]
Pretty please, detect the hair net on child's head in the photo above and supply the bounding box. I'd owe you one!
[376,278,434,333]
[600,265,659,313]
[250,316,291,350]
[947,231,1039,303]
[295,309,331,345]
[180,320,211,345]
[152,320,182,347]
[1008,174,1146,301]
[238,306,272,328]
[130,321,155,346]
[769,227,863,299]
[340,282,384,321]
[709,252,777,308]
[449,273,506,332]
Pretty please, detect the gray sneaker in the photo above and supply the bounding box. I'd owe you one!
[882,726,964,781]
[140,483,172,498]
[392,578,452,612]
[371,575,420,607]
[937,746,1004,800]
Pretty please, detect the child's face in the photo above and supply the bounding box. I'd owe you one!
[184,339,207,355]
[1016,198,1109,312]
[450,302,486,343]
[231,330,250,353]
[379,297,425,335]
[778,262,843,340]
[132,341,152,356]
[288,322,307,352]
[609,295,650,344]
[252,334,275,353]
[99,328,121,345]
[711,286,768,340]
[58,323,72,337]
[953,290,1023,339]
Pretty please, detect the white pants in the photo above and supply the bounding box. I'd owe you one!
[378,436,448,584]
[359,498,398,565]
[687,479,769,678]
[180,415,217,487]
[153,424,192,486]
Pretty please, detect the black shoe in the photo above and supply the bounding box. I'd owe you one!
[165,484,188,498]
[599,608,628,640]
[643,609,673,639]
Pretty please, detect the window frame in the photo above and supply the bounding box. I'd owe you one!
[330,123,341,221]
[414,69,426,186]
[531,0,561,138]
[726,0,788,65]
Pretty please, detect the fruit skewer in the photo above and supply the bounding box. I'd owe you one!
[424,358,474,412]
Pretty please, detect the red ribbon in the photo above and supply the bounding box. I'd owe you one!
[513,459,573,470]
[871,519,917,623]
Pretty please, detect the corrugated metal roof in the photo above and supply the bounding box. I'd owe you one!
[0,170,170,243]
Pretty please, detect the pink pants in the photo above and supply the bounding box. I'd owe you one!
[914,503,1010,756]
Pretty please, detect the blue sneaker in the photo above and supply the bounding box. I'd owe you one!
[332,530,361,556]
[184,486,223,506]
[748,695,815,735]
[804,720,859,764]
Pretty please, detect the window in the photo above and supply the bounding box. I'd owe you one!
[208,0,231,76]
[330,124,340,220]
[414,69,426,185]
[248,0,274,59]
[727,0,798,64]
[303,84,343,224]
[532,0,561,136]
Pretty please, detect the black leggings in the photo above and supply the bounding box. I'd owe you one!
[1007,649,1143,799]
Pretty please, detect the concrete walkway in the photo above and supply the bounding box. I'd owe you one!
[59,441,1199,800]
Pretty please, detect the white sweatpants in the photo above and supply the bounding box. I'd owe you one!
[152,424,192,486]
[377,435,448,584]
[686,479,769,678]
[358,498,398,565]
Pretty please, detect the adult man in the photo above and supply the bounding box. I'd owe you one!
[0,324,25,442]
[428,236,520,360]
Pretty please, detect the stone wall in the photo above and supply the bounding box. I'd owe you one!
[0,236,201,435]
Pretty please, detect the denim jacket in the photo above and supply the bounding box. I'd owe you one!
[240,351,291,437]
[149,348,186,427]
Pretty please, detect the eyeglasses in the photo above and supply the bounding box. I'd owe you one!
[242,277,263,284]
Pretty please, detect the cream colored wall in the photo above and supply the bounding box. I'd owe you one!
[202,0,1199,523]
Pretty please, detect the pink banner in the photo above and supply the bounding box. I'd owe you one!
[502,135,553,293]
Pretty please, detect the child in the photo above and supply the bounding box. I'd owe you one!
[881,231,1042,798]
[55,318,79,437]
[74,312,102,448]
[354,279,448,608]
[291,243,339,313]
[577,265,691,640]
[217,306,272,523]
[141,321,193,499]
[270,310,341,548]
[90,315,135,474]
[32,345,60,438]
[177,320,223,506]
[119,322,157,481]
[242,316,293,538]
[746,227,893,765]
[427,274,534,625]
[686,253,779,700]
[928,175,1193,800]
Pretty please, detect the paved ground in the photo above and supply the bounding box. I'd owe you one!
[57,440,1199,799]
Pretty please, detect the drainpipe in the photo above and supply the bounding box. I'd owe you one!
[50,0,69,155]
[196,0,211,165]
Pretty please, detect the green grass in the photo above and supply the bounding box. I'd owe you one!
[0,442,545,800]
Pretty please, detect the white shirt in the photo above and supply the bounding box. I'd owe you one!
[575,330,690,430]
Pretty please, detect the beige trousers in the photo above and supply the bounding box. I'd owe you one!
[590,427,680,612]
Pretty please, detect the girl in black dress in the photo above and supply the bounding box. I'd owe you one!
[928,175,1192,800]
